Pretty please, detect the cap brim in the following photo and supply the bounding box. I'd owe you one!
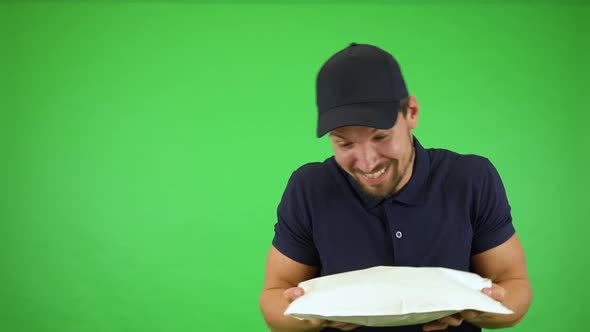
[317,101,400,137]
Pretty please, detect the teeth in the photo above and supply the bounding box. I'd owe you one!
[364,167,386,179]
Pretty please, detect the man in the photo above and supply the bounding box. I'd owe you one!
[259,43,532,332]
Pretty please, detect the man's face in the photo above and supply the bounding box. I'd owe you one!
[329,110,418,198]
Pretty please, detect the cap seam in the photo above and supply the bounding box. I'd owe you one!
[374,48,396,92]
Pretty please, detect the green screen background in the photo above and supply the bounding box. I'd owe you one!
[1,1,588,331]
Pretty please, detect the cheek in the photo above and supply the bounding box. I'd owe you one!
[334,152,354,169]
[380,142,403,159]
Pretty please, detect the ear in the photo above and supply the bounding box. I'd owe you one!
[405,95,420,130]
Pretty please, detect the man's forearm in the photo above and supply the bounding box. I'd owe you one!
[260,288,322,332]
[470,278,533,329]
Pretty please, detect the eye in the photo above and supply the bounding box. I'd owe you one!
[339,142,353,150]
[374,135,389,141]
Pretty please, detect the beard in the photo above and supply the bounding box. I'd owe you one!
[352,147,415,199]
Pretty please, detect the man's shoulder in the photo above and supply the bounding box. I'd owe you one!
[280,157,345,207]
[427,147,494,182]
[289,157,341,188]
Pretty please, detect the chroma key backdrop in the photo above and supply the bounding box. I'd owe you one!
[1,1,587,331]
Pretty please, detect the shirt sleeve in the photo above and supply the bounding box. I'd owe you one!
[272,171,320,266]
[471,158,516,255]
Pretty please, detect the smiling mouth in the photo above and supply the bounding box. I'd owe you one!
[362,165,388,179]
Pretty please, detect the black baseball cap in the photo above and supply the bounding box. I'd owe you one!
[316,43,409,137]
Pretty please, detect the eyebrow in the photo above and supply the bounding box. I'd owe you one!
[330,128,378,139]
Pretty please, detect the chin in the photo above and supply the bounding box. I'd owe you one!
[360,185,394,199]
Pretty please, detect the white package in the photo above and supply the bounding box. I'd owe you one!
[284,266,512,327]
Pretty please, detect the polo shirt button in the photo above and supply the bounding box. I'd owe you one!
[395,231,402,239]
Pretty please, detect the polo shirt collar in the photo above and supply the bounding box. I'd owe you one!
[394,137,429,206]
[334,136,430,209]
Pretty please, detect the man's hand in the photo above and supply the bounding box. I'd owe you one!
[422,284,506,331]
[283,287,361,331]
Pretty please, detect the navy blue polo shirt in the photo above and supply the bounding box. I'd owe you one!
[272,137,515,332]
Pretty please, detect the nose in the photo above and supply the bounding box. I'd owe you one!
[355,147,379,173]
